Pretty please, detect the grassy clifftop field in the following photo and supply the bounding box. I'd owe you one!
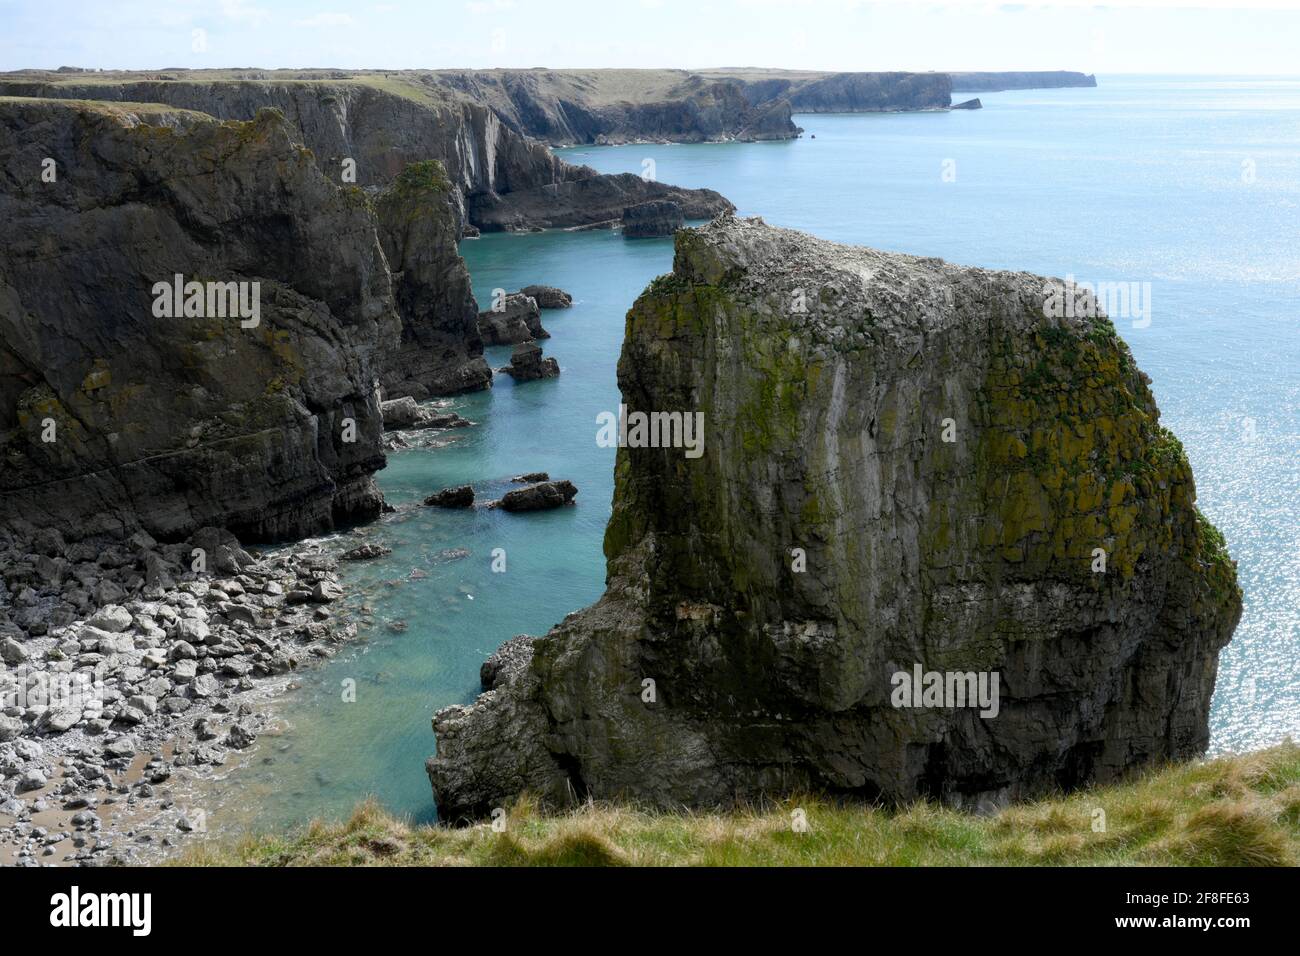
[180,743,1300,867]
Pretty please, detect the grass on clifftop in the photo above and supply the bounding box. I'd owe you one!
[178,743,1300,867]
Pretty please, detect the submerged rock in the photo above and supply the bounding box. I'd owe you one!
[621,199,685,238]
[427,216,1241,820]
[341,543,393,561]
[498,342,560,382]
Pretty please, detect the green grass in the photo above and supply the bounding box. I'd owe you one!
[176,743,1300,867]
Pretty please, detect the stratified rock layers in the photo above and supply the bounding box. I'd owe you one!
[427,217,1240,819]
[0,100,394,541]
[373,161,490,398]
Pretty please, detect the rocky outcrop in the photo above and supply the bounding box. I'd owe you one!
[379,397,470,431]
[0,73,574,204]
[0,99,395,542]
[374,162,491,397]
[478,294,547,345]
[725,70,953,113]
[519,286,572,309]
[497,480,577,512]
[622,200,685,238]
[427,217,1240,820]
[498,342,560,382]
[424,486,475,509]
[951,98,982,111]
[469,173,733,233]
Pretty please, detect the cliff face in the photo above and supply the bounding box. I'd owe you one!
[0,99,394,541]
[0,72,739,230]
[469,173,734,232]
[373,161,491,398]
[432,69,801,144]
[0,75,574,202]
[427,217,1240,818]
[727,70,953,112]
[949,71,1098,92]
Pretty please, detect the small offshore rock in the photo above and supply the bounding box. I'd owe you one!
[499,480,578,512]
[519,285,572,309]
[498,341,560,382]
[424,485,475,509]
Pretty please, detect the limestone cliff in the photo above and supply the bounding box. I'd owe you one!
[0,99,394,541]
[0,71,737,231]
[427,217,1240,818]
[373,161,491,398]
[432,69,801,144]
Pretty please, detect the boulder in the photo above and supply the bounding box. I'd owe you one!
[498,480,578,512]
[424,486,475,509]
[498,342,560,382]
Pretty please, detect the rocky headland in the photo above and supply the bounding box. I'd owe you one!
[0,70,738,232]
[427,217,1240,820]
[948,71,1098,92]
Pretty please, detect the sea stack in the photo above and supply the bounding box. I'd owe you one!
[427,216,1241,819]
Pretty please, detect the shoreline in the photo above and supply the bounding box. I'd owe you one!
[0,525,381,866]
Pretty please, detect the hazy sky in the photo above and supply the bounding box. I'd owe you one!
[2,0,1299,74]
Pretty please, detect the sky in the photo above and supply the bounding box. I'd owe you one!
[1,0,1299,75]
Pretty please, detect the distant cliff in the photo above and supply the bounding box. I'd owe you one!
[428,217,1240,818]
[949,71,1098,92]
[0,70,737,231]
[708,69,953,113]
[429,69,801,144]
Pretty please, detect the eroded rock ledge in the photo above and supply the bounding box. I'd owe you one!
[427,216,1240,819]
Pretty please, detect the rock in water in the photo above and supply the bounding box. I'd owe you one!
[498,480,577,512]
[498,342,560,382]
[621,199,685,238]
[427,216,1241,819]
[477,294,549,345]
[424,486,475,509]
[519,286,573,309]
[380,396,470,431]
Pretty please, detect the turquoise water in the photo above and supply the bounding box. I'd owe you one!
[210,76,1299,831]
